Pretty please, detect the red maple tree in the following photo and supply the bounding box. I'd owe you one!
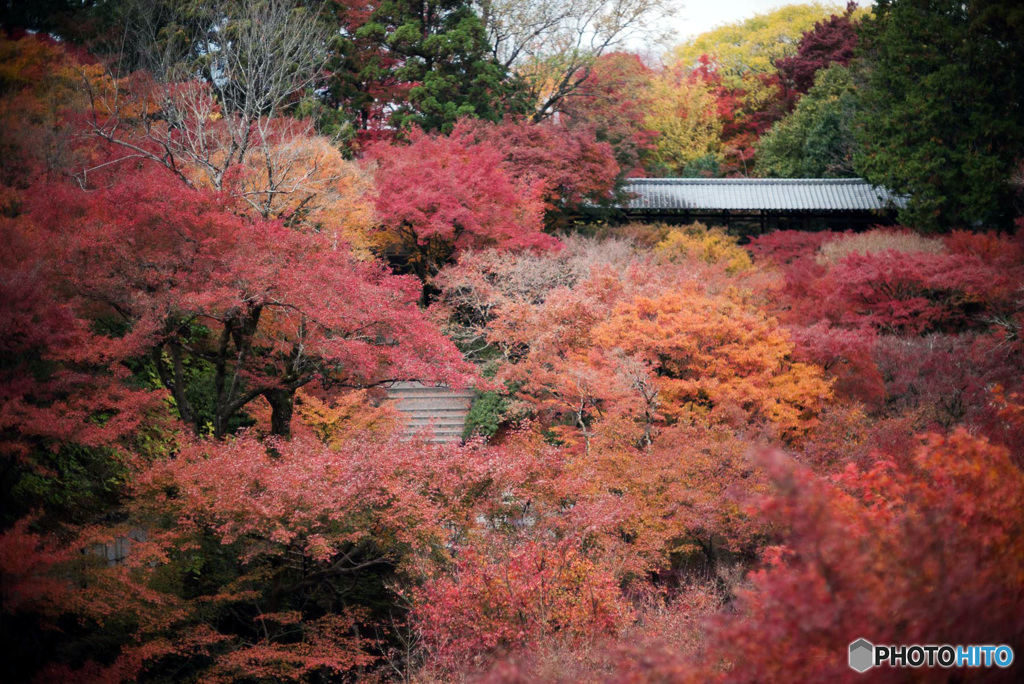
[26,162,472,437]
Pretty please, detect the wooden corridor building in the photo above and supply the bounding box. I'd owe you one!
[615,178,905,234]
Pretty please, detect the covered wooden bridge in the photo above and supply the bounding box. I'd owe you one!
[615,178,905,234]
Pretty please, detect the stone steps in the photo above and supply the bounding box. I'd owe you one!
[385,381,474,443]
[386,387,476,398]
[390,398,475,411]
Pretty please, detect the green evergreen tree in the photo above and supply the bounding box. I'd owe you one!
[757,65,859,179]
[324,0,528,135]
[854,0,1024,230]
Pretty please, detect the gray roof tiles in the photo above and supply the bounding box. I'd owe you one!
[622,178,905,212]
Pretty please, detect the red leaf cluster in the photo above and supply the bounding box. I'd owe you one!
[367,128,555,284]
[455,118,620,223]
[777,2,860,94]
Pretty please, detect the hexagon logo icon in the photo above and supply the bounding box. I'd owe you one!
[849,638,874,673]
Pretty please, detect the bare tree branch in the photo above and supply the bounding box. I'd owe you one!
[477,0,674,120]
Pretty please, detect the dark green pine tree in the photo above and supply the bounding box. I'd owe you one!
[854,0,1024,231]
[324,0,529,136]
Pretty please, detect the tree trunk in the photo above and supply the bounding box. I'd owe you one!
[264,388,294,438]
[152,343,199,434]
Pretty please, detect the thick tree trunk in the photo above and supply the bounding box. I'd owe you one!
[152,343,199,434]
[264,388,295,438]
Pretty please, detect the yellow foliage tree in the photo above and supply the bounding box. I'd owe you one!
[654,222,753,274]
[644,67,722,175]
[251,389,401,446]
[294,389,401,448]
[671,3,842,84]
[669,3,844,115]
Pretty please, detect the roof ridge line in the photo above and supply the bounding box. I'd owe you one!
[624,177,868,184]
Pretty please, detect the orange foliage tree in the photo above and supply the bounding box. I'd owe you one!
[593,288,831,439]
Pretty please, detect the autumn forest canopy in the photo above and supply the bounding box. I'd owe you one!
[1,0,1024,681]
